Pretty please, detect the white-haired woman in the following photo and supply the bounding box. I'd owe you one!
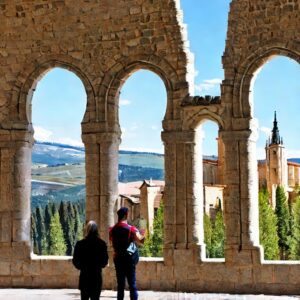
[73,220,108,300]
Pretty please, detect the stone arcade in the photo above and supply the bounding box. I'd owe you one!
[0,0,299,294]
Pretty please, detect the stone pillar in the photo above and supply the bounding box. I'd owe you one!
[220,124,261,265]
[162,130,205,264]
[0,129,33,264]
[217,135,225,185]
[83,132,120,242]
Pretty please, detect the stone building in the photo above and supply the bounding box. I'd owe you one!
[0,0,300,295]
[116,180,164,233]
[258,112,300,206]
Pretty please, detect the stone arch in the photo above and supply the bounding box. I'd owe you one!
[11,57,96,128]
[98,55,180,124]
[233,47,300,118]
[183,108,225,132]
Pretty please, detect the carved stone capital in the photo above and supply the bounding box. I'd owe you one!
[182,94,221,107]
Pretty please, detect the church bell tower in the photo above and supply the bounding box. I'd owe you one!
[265,112,288,206]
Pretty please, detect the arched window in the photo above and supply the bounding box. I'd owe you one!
[31,67,86,256]
[253,56,300,260]
[116,70,167,258]
[197,120,225,259]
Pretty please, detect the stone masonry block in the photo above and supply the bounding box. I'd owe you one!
[0,262,10,275]
[23,260,41,276]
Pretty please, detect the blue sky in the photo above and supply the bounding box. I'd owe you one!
[32,0,300,158]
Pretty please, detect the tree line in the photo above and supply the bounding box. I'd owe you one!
[203,185,300,260]
[259,185,300,260]
[31,185,300,260]
[31,201,85,256]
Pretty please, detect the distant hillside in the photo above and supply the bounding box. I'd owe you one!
[31,142,223,193]
[32,142,85,166]
[32,184,85,208]
[32,141,164,169]
[31,142,166,194]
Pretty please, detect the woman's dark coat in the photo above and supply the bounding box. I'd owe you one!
[72,236,108,292]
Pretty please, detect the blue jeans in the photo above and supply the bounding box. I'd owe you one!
[114,255,138,300]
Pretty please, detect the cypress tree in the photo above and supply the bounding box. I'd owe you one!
[74,204,83,245]
[139,201,164,257]
[35,206,45,255]
[204,213,212,258]
[44,204,52,234]
[258,189,279,260]
[49,211,67,255]
[31,213,39,254]
[67,202,76,254]
[290,197,300,259]
[210,210,225,258]
[149,201,164,257]
[59,201,72,255]
[275,186,291,259]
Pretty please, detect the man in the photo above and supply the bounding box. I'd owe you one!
[73,220,108,300]
[109,207,145,300]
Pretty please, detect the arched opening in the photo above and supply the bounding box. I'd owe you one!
[196,120,225,259]
[31,67,87,256]
[252,55,300,260]
[116,69,167,257]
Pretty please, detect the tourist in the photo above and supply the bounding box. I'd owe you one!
[109,207,145,300]
[73,220,108,300]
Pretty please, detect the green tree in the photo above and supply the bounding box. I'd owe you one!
[149,202,164,257]
[140,201,164,257]
[35,206,45,255]
[258,189,279,260]
[66,202,76,254]
[59,201,73,255]
[139,234,152,257]
[290,197,300,259]
[210,210,225,258]
[275,186,291,259]
[204,213,212,257]
[31,214,39,254]
[49,211,66,255]
[44,204,52,234]
[73,204,83,246]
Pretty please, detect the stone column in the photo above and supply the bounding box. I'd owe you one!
[162,130,205,264]
[0,129,33,264]
[83,132,120,242]
[220,123,261,265]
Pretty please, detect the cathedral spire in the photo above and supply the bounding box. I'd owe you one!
[270,111,282,145]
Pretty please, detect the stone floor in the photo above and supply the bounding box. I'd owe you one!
[0,289,299,300]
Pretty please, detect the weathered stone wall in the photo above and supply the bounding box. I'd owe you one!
[0,0,300,295]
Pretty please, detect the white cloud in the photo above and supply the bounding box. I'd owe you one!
[286,149,300,158]
[33,126,83,147]
[55,137,83,147]
[256,147,266,160]
[34,126,53,141]
[120,99,131,106]
[260,126,271,137]
[195,78,222,93]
